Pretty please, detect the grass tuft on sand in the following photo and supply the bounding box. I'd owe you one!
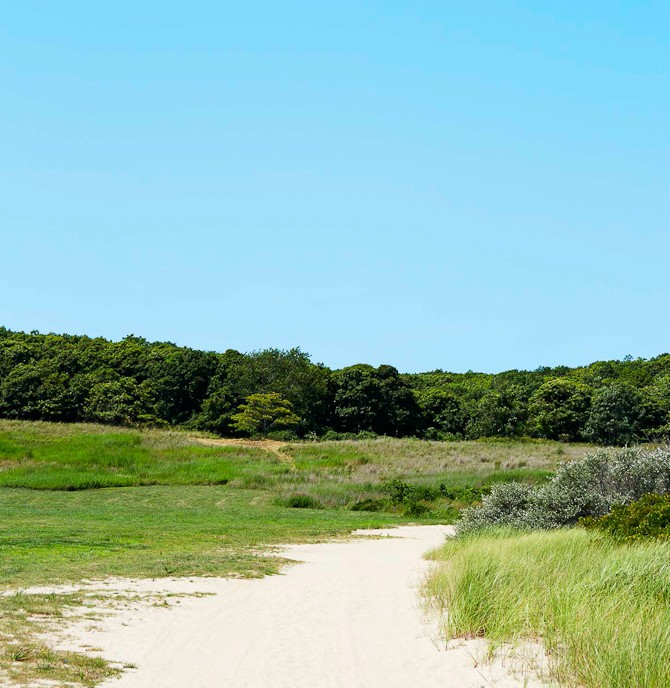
[0,592,121,687]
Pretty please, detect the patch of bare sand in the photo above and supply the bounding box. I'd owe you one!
[190,436,292,463]
[44,526,551,688]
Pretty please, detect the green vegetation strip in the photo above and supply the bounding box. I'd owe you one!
[426,529,670,688]
[2,327,668,445]
[0,422,569,512]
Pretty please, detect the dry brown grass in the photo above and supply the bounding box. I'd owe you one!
[287,437,589,476]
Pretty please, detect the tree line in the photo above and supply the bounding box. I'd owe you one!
[1,327,669,445]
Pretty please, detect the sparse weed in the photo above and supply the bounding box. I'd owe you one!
[0,593,120,687]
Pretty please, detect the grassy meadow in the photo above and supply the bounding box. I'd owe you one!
[0,419,586,686]
[0,420,587,588]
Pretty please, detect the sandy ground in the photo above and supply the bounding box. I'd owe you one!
[190,435,291,461]
[44,525,548,688]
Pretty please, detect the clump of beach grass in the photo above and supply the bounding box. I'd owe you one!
[426,528,670,688]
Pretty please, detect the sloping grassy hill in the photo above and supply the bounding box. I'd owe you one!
[0,420,585,588]
[0,422,281,490]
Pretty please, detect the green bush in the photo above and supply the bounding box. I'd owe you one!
[382,479,439,516]
[383,478,416,504]
[319,430,379,441]
[413,485,437,501]
[383,479,486,507]
[582,493,670,540]
[404,501,431,517]
[354,430,379,440]
[438,482,487,503]
[283,494,323,509]
[320,430,345,441]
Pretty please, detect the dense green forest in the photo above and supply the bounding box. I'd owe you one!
[1,327,669,445]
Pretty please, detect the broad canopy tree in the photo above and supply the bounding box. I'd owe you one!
[584,383,647,446]
[231,393,300,436]
[528,378,592,441]
[416,388,466,438]
[331,364,420,436]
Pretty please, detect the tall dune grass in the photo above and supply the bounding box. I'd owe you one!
[426,529,670,688]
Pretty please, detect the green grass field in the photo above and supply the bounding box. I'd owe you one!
[0,423,283,490]
[426,529,670,688]
[0,421,587,588]
[0,420,586,686]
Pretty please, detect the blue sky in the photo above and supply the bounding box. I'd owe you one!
[1,1,668,373]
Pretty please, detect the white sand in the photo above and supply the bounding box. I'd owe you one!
[49,525,548,688]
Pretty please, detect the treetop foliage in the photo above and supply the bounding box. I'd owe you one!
[231,392,300,436]
[0,327,668,444]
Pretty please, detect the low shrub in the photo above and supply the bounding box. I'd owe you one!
[383,479,487,508]
[438,483,487,504]
[581,493,670,540]
[283,494,323,509]
[329,431,354,441]
[383,478,416,504]
[424,428,463,441]
[354,430,379,440]
[413,485,437,501]
[319,430,379,441]
[404,501,431,517]
[458,446,670,534]
[350,498,386,512]
[382,479,437,516]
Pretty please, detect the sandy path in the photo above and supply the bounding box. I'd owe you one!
[190,435,292,463]
[53,526,546,688]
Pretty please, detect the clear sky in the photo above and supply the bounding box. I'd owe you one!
[1,2,668,373]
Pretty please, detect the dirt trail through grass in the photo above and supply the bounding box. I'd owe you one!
[50,525,547,688]
[190,435,293,463]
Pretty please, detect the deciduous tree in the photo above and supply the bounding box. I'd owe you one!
[231,393,300,436]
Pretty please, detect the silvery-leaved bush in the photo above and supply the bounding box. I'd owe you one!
[457,446,670,535]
